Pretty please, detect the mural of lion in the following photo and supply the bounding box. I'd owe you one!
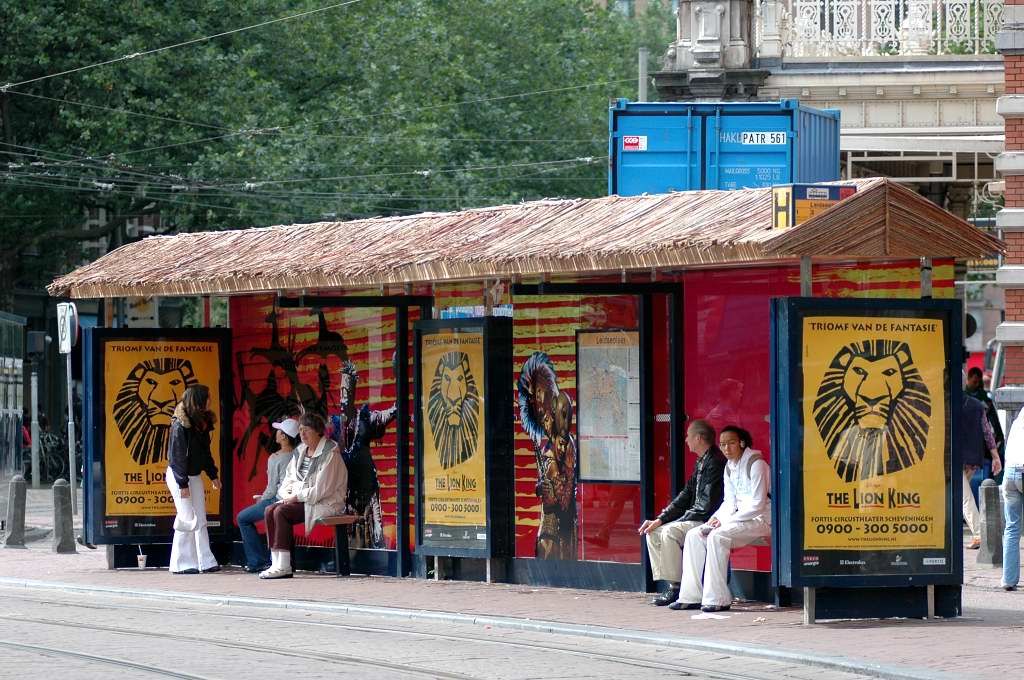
[813,339,931,483]
[427,351,481,470]
[113,358,198,465]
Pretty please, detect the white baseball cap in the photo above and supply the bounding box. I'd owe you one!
[272,418,300,438]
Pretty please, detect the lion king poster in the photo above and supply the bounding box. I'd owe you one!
[801,315,946,557]
[103,339,223,517]
[420,329,487,546]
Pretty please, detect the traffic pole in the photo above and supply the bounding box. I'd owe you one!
[66,349,77,515]
[30,368,39,490]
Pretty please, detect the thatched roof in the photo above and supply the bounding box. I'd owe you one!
[48,178,1002,299]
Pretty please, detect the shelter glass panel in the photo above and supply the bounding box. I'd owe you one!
[231,296,401,551]
[512,293,643,563]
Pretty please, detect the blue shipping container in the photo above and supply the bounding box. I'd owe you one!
[608,99,840,196]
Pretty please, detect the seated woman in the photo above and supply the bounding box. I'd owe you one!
[260,413,348,579]
[236,418,299,573]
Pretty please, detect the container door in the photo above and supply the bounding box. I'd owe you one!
[612,113,701,196]
[705,113,792,190]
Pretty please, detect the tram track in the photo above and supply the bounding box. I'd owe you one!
[0,639,214,679]
[0,592,840,680]
[0,613,482,680]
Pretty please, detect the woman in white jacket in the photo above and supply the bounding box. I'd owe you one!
[260,412,348,579]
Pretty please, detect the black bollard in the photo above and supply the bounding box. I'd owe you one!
[52,479,77,554]
[978,478,1003,566]
[3,474,27,549]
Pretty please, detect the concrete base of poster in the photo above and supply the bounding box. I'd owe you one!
[804,585,960,622]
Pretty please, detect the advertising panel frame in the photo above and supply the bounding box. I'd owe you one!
[83,327,233,546]
[575,328,641,484]
[414,317,513,559]
[771,297,962,590]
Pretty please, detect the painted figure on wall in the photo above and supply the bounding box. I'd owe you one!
[518,352,578,560]
[235,308,342,480]
[332,357,397,549]
[232,301,405,553]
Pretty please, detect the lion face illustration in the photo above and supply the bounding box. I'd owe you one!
[114,358,198,465]
[842,353,905,430]
[813,339,930,483]
[427,351,480,469]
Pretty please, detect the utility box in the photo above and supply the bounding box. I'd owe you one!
[772,183,858,230]
[608,99,841,196]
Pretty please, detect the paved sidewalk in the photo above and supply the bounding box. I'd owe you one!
[0,479,1014,680]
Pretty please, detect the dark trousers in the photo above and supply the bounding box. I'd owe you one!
[264,500,304,550]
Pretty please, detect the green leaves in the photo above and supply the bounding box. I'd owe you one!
[0,0,673,303]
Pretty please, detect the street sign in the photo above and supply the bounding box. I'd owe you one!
[57,302,79,355]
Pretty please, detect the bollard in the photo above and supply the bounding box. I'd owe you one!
[52,479,77,554]
[978,478,1003,566]
[3,474,27,549]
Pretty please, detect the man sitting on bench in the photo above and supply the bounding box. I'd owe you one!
[260,413,348,579]
[673,425,770,613]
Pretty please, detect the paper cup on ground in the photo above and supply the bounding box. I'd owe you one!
[136,554,147,569]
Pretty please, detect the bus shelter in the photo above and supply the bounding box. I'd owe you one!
[49,178,1002,596]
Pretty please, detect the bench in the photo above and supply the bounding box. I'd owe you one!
[312,514,361,577]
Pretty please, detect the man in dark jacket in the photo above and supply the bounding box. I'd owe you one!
[638,419,726,606]
[961,391,1002,548]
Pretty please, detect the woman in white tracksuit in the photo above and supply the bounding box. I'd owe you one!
[166,384,222,574]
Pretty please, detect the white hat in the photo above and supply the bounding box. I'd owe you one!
[272,418,300,438]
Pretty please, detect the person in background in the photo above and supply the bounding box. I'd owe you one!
[966,367,1005,506]
[962,391,1002,550]
[260,413,348,580]
[999,409,1024,589]
[1001,410,1024,591]
[236,418,299,573]
[166,384,221,574]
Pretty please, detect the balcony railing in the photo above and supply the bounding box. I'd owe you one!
[759,0,1003,58]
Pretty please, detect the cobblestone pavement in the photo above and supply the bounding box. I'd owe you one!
[0,586,877,680]
[0,477,1013,679]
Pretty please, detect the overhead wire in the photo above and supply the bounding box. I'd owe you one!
[0,0,365,91]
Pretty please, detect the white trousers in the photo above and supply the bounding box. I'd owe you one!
[166,472,217,572]
[963,468,981,539]
[679,519,771,607]
[645,520,701,583]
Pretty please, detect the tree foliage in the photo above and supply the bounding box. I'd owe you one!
[0,0,673,305]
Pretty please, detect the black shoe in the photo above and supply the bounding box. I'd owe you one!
[244,564,270,574]
[200,565,221,573]
[668,602,701,611]
[700,604,731,613]
[650,588,680,606]
[172,568,200,575]
[1004,585,1018,591]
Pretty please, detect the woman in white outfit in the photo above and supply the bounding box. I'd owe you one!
[166,384,222,574]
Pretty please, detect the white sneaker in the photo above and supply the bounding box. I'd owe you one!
[258,566,293,579]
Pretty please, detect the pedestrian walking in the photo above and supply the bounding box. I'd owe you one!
[166,384,221,574]
[1002,411,1024,591]
[961,392,1001,549]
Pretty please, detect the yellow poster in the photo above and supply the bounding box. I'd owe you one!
[802,316,946,550]
[421,330,487,528]
[104,340,222,516]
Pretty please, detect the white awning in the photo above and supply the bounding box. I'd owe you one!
[841,134,1004,154]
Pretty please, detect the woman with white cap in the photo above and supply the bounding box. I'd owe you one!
[236,418,300,573]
